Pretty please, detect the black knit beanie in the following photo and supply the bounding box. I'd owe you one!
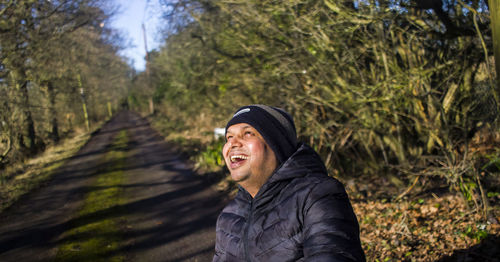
[225,105,298,164]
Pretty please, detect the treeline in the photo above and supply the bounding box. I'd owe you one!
[131,1,497,211]
[0,0,131,167]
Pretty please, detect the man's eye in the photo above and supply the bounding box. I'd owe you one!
[244,131,254,136]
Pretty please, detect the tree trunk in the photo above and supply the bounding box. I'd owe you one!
[18,79,37,155]
[77,74,90,132]
[489,0,500,106]
[149,97,155,115]
[47,81,60,143]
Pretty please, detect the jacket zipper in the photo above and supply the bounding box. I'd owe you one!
[243,199,253,262]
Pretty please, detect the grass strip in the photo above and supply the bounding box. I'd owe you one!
[0,133,90,213]
[55,130,129,262]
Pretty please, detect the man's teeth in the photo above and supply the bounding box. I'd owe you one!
[230,155,249,162]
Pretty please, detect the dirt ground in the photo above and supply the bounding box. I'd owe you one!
[0,111,228,262]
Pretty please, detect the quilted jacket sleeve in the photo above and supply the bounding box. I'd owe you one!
[212,251,222,262]
[302,178,365,262]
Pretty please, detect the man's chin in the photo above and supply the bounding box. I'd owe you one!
[230,172,250,183]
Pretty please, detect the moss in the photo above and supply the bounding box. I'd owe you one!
[55,130,129,262]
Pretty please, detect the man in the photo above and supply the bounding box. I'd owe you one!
[213,105,365,261]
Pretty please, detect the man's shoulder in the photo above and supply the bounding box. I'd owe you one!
[292,172,346,193]
[271,173,347,208]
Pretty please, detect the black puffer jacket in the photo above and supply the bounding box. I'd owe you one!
[213,144,365,261]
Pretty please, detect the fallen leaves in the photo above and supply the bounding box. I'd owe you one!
[352,194,500,261]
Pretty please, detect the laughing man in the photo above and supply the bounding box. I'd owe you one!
[213,105,365,261]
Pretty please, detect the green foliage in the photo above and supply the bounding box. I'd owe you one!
[195,139,226,171]
[459,178,478,202]
[462,224,489,241]
[483,152,500,170]
[139,0,497,206]
[487,191,500,198]
[153,82,171,103]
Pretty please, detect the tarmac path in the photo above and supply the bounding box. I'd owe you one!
[0,111,228,261]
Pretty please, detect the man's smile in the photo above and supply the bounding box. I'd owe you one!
[227,152,249,169]
[230,155,249,162]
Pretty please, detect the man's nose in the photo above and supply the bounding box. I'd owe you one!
[230,136,243,148]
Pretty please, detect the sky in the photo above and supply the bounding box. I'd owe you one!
[110,0,164,72]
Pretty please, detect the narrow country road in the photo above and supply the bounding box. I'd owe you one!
[0,111,228,262]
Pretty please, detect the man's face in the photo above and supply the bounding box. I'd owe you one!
[223,123,277,192]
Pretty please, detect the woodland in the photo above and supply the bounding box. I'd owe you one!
[0,0,130,167]
[2,0,500,261]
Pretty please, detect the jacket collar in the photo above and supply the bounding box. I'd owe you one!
[266,143,326,184]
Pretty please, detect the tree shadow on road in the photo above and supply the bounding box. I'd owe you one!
[54,175,226,261]
[0,111,229,262]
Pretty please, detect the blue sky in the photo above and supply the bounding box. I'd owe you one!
[110,0,163,72]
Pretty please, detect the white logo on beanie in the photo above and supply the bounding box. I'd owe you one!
[233,108,250,118]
